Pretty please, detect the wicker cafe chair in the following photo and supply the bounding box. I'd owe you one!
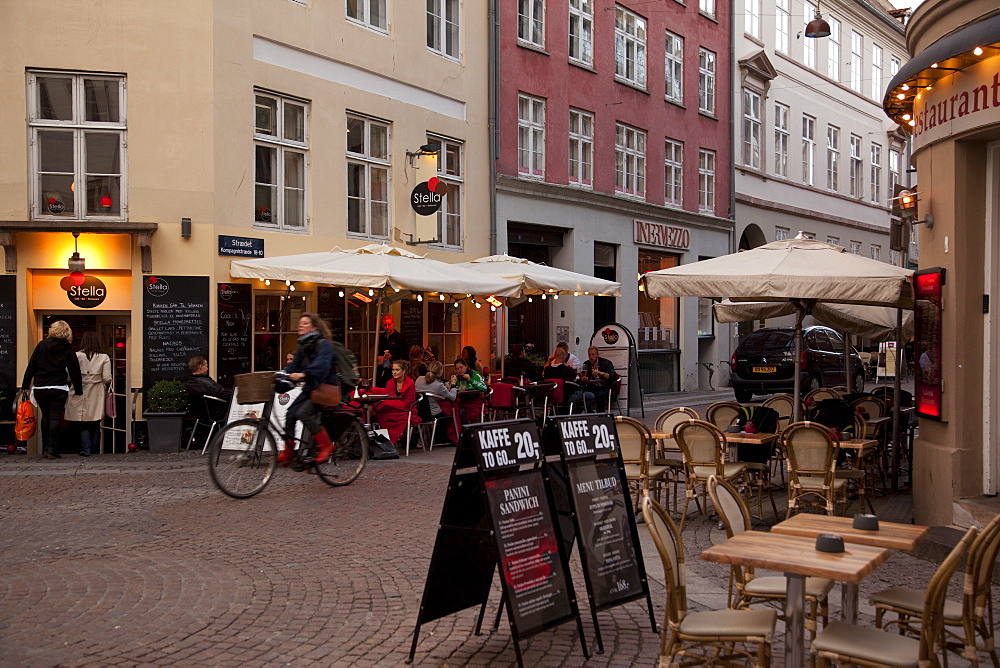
[833,414,877,514]
[781,422,848,517]
[805,388,842,404]
[673,419,747,532]
[872,513,1000,667]
[641,493,777,667]
[614,416,669,512]
[651,407,699,513]
[707,476,833,639]
[812,527,978,668]
[761,393,800,485]
[706,401,743,430]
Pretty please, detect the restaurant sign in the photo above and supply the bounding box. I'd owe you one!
[914,267,945,420]
[634,220,690,250]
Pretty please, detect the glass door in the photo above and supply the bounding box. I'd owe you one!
[99,321,128,453]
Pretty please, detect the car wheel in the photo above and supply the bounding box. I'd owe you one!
[734,388,753,403]
[853,371,865,393]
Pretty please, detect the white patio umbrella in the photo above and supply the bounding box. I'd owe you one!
[454,254,622,376]
[713,300,914,342]
[231,243,521,383]
[639,238,914,421]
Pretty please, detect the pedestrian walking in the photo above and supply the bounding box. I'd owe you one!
[65,332,112,456]
[21,320,83,459]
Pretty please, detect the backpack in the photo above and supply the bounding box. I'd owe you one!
[809,398,857,439]
[737,405,779,434]
[331,340,360,389]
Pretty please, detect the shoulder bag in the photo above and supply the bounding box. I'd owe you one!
[311,383,342,406]
[105,385,117,419]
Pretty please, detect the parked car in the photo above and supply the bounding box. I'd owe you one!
[729,326,865,403]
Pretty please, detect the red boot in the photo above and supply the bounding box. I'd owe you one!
[278,439,295,466]
[314,429,335,464]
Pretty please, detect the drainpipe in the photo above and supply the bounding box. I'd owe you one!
[727,0,739,381]
[488,0,499,256]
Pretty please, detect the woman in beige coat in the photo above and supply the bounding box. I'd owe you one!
[65,332,112,456]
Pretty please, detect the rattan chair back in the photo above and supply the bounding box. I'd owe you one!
[705,401,742,430]
[674,419,725,474]
[783,421,837,476]
[851,395,888,419]
[641,494,687,624]
[615,415,651,469]
[919,527,978,664]
[805,388,841,404]
[654,407,699,437]
[762,393,799,432]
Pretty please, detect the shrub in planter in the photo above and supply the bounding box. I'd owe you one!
[143,379,190,452]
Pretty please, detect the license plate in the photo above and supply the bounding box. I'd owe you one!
[752,366,777,373]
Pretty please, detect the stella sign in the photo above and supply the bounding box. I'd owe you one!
[410,176,448,216]
[60,272,107,309]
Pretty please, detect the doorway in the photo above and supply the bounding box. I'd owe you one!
[40,313,129,454]
[508,242,550,353]
[984,141,1000,495]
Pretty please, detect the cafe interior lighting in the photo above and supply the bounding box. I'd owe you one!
[439,293,445,301]
[265,279,271,286]
[974,47,984,56]
[368,289,374,297]
[417,293,423,302]
[338,290,345,297]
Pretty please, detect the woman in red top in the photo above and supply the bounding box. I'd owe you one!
[373,359,418,446]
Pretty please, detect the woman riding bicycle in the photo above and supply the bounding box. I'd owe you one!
[281,313,338,465]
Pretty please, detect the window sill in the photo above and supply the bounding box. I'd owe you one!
[517,41,548,56]
[254,223,309,234]
[614,78,650,95]
[698,110,718,120]
[346,18,389,37]
[699,10,718,23]
[569,60,597,74]
[665,98,685,110]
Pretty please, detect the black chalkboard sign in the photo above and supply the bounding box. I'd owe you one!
[317,287,346,343]
[0,275,15,422]
[400,299,423,349]
[543,413,656,653]
[216,282,252,389]
[143,276,209,390]
[408,419,587,667]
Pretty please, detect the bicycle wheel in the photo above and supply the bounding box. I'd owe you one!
[207,418,278,498]
[315,416,368,487]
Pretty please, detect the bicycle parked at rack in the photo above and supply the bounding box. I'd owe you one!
[207,371,369,499]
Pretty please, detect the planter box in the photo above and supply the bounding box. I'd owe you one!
[142,412,186,453]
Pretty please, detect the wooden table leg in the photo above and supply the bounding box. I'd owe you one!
[784,573,806,668]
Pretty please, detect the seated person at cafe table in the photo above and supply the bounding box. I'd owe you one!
[581,346,618,411]
[543,348,592,408]
[502,343,543,383]
[371,360,419,447]
[415,360,458,444]
[544,341,582,374]
[449,358,487,423]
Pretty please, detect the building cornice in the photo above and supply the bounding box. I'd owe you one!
[735,193,889,234]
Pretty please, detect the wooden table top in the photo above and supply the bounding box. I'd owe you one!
[866,416,892,427]
[835,438,879,450]
[701,531,890,582]
[649,431,778,445]
[771,514,929,551]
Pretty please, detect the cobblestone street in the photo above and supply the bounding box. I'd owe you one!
[0,393,994,666]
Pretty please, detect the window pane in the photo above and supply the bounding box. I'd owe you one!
[370,0,387,29]
[284,151,304,189]
[369,124,388,160]
[371,201,389,237]
[255,145,276,223]
[370,166,388,203]
[86,175,120,215]
[444,143,460,176]
[255,184,275,223]
[347,117,365,154]
[38,130,75,173]
[255,145,276,184]
[84,79,120,123]
[85,132,121,174]
[37,76,73,121]
[347,162,365,198]
[255,96,277,136]
[284,188,304,227]
[284,103,305,143]
[39,174,75,216]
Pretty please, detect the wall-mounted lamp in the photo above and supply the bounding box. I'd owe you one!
[68,231,86,271]
[181,217,192,239]
[406,142,441,168]
[895,189,934,229]
[804,3,831,38]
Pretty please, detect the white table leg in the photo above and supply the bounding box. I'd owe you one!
[785,573,806,668]
[842,582,859,624]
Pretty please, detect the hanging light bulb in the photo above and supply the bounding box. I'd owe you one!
[552,294,559,300]
[394,287,400,292]
[285,280,291,286]
[974,47,983,56]
[439,294,445,301]
[475,301,482,309]
[289,285,295,291]
[368,289,374,297]
[527,297,533,303]
[417,294,423,302]
[574,292,580,296]
[265,279,271,286]
[541,294,547,300]
[338,290,345,298]
[453,301,459,308]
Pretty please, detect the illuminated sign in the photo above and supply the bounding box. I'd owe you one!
[914,267,945,420]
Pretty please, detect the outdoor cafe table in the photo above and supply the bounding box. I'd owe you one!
[352,393,390,426]
[701,531,890,668]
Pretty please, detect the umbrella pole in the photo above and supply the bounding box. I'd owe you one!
[372,291,383,387]
[891,308,903,493]
[844,331,852,390]
[793,303,805,422]
[500,304,507,378]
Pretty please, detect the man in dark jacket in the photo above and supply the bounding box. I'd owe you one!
[581,347,619,412]
[186,356,231,420]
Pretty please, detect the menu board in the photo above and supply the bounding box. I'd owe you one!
[400,299,423,349]
[474,420,542,472]
[0,276,15,421]
[317,287,346,343]
[914,267,945,420]
[143,276,209,389]
[216,283,252,388]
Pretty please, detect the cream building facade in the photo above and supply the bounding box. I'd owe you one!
[0,0,492,453]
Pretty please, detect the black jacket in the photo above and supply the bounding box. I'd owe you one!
[22,337,83,394]
[186,374,232,401]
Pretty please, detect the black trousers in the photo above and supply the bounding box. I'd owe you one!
[285,391,321,442]
[34,389,68,455]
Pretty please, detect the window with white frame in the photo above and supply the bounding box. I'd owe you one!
[346,113,389,238]
[827,125,840,191]
[775,0,790,54]
[890,55,900,77]
[870,244,881,261]
[698,148,715,213]
[803,2,817,69]
[347,0,388,33]
[774,103,789,177]
[664,138,683,207]
[569,0,594,66]
[850,31,863,92]
[827,17,841,81]
[518,94,545,178]
[742,88,761,169]
[427,0,460,59]
[801,232,816,239]
[699,0,715,17]
[745,0,761,39]
[28,71,127,221]
[615,123,646,198]
[518,0,544,47]
[889,148,900,200]
[775,226,789,241]
[664,31,684,105]
[871,44,884,100]
[255,91,308,231]
[850,240,861,254]
[870,144,882,204]
[849,134,863,198]
[889,249,900,265]
[698,48,716,115]
[568,108,593,187]
[432,136,463,249]
[614,6,647,88]
[827,235,840,246]
[802,114,816,186]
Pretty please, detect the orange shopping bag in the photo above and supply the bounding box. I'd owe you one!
[15,394,37,441]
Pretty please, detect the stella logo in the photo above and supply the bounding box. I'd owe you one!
[219,283,238,301]
[145,276,170,297]
[60,272,107,309]
[601,328,620,345]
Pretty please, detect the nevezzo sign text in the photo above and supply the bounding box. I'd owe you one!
[634,220,690,250]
